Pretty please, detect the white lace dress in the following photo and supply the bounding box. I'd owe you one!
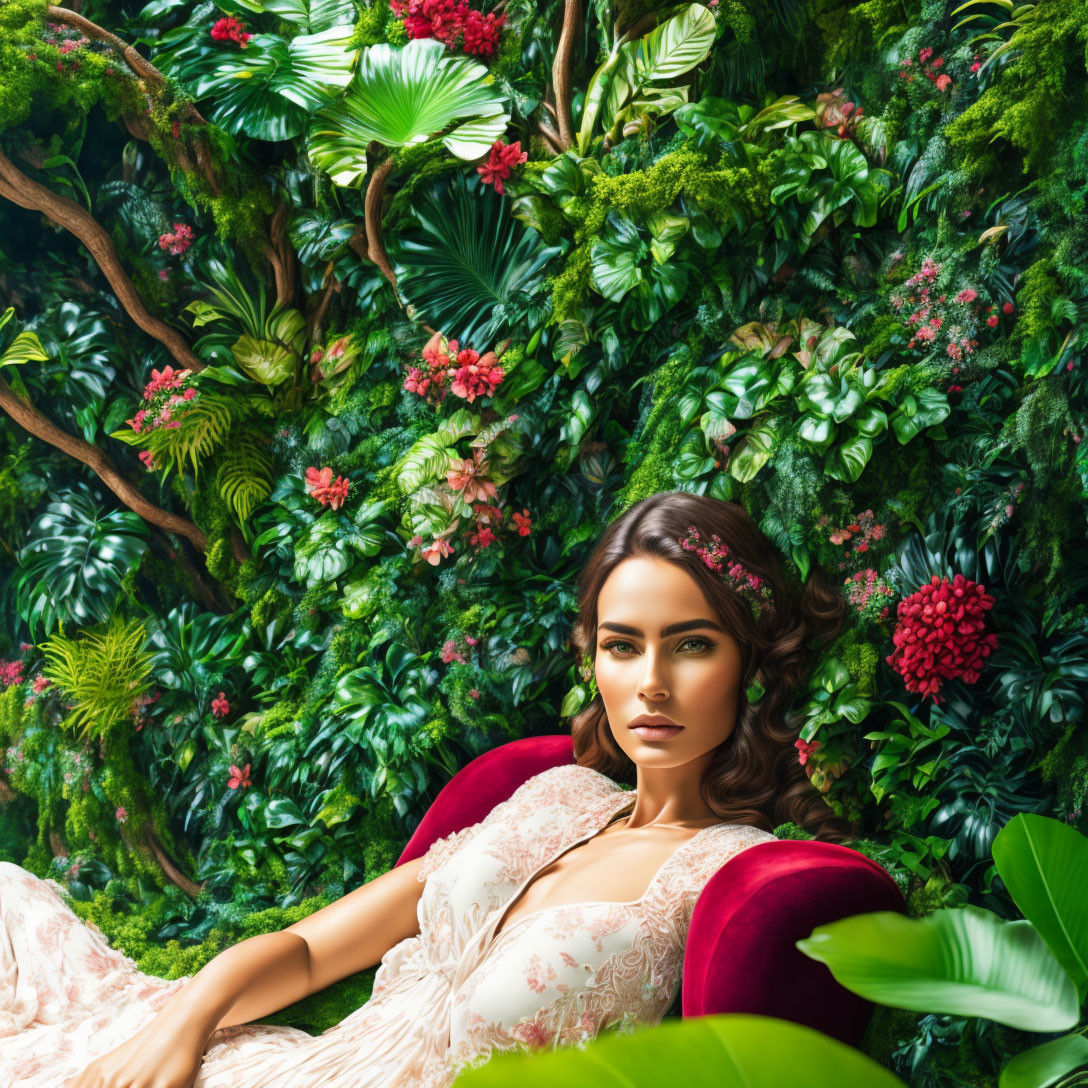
[0,763,776,1086]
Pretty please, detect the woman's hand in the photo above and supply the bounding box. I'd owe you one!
[64,1007,209,1088]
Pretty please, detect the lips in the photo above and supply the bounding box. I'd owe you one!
[627,714,684,741]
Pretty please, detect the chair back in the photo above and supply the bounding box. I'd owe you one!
[396,734,906,1048]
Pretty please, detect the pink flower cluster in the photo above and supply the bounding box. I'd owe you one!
[890,256,993,363]
[898,46,952,91]
[211,691,230,718]
[158,222,194,256]
[477,140,528,195]
[389,0,505,55]
[115,806,127,823]
[127,366,198,469]
[0,660,24,688]
[794,737,821,766]
[441,634,479,664]
[305,466,351,509]
[815,89,864,140]
[843,568,895,623]
[818,508,887,567]
[403,333,505,407]
[886,573,999,705]
[210,15,251,47]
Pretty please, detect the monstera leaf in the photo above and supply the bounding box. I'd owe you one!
[309,39,509,186]
[395,174,558,344]
[163,24,358,142]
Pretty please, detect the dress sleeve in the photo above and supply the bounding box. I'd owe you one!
[415,764,579,883]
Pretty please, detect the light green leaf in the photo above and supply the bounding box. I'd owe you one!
[797,905,1082,1032]
[998,1033,1088,1088]
[309,39,509,187]
[992,814,1088,999]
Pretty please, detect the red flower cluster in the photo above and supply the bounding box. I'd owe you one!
[886,573,999,704]
[305,466,351,509]
[898,46,952,91]
[211,691,231,718]
[403,333,505,406]
[477,140,528,195]
[158,222,194,256]
[821,507,887,557]
[210,16,251,47]
[389,0,505,56]
[794,738,821,766]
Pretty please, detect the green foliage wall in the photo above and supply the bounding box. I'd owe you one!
[1,0,1087,1079]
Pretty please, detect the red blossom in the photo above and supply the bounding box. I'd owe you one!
[210,15,251,47]
[1002,301,1015,314]
[885,573,999,705]
[305,466,351,509]
[227,762,252,789]
[794,737,822,766]
[211,691,231,718]
[476,140,528,196]
[511,508,532,536]
[157,222,194,256]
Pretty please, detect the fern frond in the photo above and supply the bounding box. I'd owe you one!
[217,428,275,521]
[41,616,154,743]
[147,389,238,480]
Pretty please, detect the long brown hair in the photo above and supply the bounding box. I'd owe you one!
[569,491,854,842]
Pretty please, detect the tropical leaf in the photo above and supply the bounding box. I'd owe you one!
[194,27,357,141]
[308,38,509,186]
[991,814,1088,999]
[395,174,559,344]
[797,904,1082,1032]
[0,309,49,370]
[261,0,355,31]
[454,1013,907,1087]
[15,487,150,639]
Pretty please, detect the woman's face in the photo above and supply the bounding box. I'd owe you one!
[594,555,745,771]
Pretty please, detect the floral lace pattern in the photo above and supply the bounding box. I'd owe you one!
[0,764,776,1087]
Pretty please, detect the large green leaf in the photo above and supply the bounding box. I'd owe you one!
[992,813,1088,999]
[395,174,558,344]
[0,308,49,370]
[579,4,716,151]
[453,1013,907,1087]
[15,487,150,639]
[998,1033,1088,1088]
[309,38,509,186]
[261,0,355,31]
[197,28,357,141]
[797,905,1082,1032]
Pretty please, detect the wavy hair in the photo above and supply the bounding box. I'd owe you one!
[568,491,854,843]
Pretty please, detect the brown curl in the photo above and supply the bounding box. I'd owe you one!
[568,491,855,843]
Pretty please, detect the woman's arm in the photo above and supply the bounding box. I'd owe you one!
[155,853,427,1039]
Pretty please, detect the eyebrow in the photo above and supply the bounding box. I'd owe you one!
[597,619,725,637]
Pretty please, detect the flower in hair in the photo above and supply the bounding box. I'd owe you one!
[677,526,775,620]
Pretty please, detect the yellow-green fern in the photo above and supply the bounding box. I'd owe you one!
[40,617,154,744]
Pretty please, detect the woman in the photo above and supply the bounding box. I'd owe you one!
[1,491,850,1087]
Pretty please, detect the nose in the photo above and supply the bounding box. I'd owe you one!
[637,648,669,701]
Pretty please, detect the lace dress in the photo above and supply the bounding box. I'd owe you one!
[0,763,777,1086]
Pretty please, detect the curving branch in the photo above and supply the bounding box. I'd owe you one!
[265,198,297,309]
[0,375,208,552]
[45,6,221,195]
[364,155,399,296]
[143,824,204,898]
[552,0,582,150]
[0,149,204,372]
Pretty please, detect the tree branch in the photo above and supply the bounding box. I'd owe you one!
[0,376,208,552]
[45,6,221,195]
[265,198,297,309]
[144,824,204,898]
[552,0,582,150]
[365,155,399,297]
[0,149,203,372]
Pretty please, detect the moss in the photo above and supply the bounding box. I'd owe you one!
[944,0,1088,178]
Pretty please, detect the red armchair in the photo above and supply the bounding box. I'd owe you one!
[396,734,906,1049]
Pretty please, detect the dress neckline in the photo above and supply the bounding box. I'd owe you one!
[485,783,730,947]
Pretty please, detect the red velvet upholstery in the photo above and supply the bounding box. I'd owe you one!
[395,734,906,1048]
